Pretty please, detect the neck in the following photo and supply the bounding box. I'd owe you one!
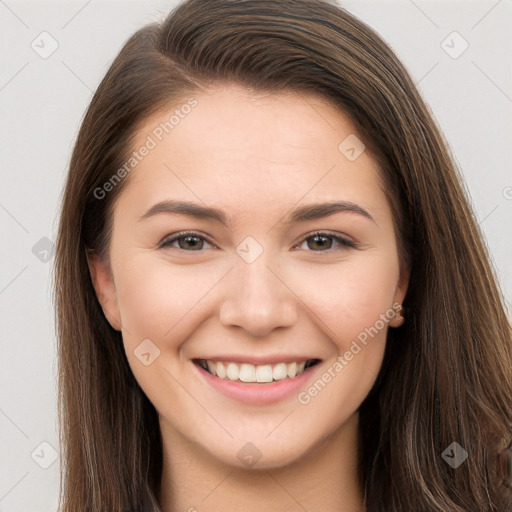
[158,412,365,512]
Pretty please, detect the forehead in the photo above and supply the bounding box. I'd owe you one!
[118,84,386,220]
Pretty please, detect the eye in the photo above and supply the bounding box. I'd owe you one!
[158,230,358,253]
[158,231,216,251]
[292,231,357,252]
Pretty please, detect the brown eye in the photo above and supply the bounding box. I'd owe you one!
[294,232,357,252]
[159,232,214,251]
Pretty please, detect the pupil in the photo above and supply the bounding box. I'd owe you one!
[309,235,331,251]
[181,236,201,250]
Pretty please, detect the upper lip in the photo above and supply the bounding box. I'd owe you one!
[193,355,321,365]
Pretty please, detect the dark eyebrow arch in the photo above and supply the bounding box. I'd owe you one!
[138,199,376,226]
[283,200,376,225]
[138,200,231,226]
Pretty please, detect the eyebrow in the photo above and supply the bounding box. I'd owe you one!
[138,199,376,226]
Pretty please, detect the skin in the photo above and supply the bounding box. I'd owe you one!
[88,84,409,512]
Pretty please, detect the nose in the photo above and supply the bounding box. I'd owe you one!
[219,250,298,337]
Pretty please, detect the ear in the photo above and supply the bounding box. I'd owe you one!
[390,260,411,328]
[86,250,122,331]
[393,262,410,305]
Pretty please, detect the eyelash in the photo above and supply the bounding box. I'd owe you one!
[158,230,358,253]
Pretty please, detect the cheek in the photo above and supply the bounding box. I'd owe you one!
[291,254,398,347]
[291,257,397,414]
[112,257,217,399]
[113,254,228,347]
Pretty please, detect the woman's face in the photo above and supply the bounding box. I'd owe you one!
[89,84,408,469]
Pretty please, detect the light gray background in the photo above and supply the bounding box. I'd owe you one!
[0,1,511,510]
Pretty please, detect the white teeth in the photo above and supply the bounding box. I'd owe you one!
[287,361,297,378]
[216,361,227,379]
[200,359,317,383]
[239,363,256,382]
[255,365,273,383]
[272,363,288,381]
[226,362,239,380]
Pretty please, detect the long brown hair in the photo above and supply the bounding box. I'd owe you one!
[52,0,512,510]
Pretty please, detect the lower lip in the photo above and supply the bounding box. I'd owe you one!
[194,361,321,406]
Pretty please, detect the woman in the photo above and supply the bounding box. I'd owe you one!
[53,0,512,510]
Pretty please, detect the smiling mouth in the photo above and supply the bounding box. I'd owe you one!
[194,358,321,383]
